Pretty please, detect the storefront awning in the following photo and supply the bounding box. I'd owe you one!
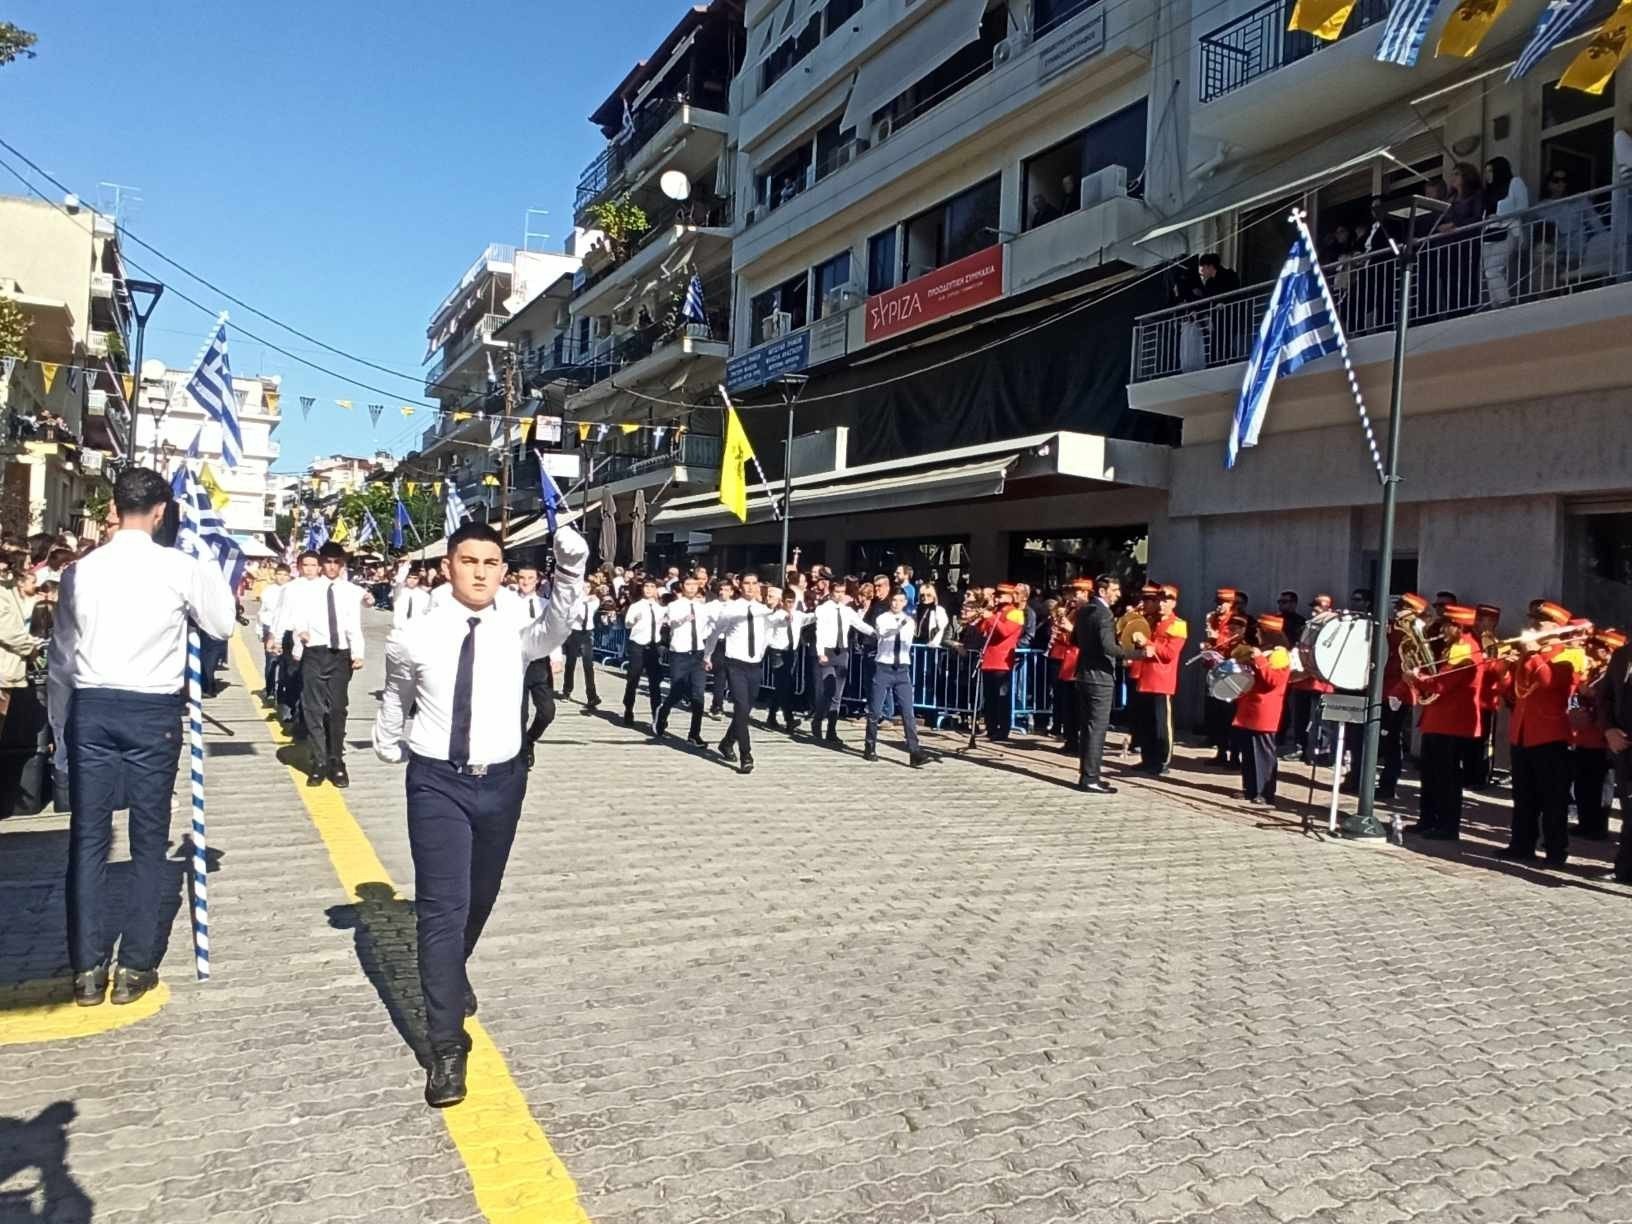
[502,499,603,549]
[840,0,988,133]
[1138,104,1438,245]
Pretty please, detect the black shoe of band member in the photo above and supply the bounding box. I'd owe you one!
[738,757,754,775]
[718,740,738,763]
[685,734,707,748]
[1079,780,1116,795]
[425,1045,469,1108]
[73,961,109,1007]
[862,747,879,762]
[110,966,159,1006]
[909,751,929,769]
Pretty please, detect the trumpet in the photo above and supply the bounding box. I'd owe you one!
[1413,621,1594,684]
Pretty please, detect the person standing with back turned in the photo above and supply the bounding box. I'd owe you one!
[56,467,236,1006]
[373,521,585,1107]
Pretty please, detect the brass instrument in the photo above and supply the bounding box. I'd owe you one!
[1396,612,1443,702]
[1117,611,1153,652]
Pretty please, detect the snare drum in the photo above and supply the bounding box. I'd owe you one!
[1300,612,1373,691]
[1205,658,1256,703]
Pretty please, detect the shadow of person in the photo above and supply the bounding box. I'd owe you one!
[0,1102,93,1223]
[326,882,428,1066]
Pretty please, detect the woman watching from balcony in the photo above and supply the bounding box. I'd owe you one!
[1536,167,1606,292]
[1481,156,1529,305]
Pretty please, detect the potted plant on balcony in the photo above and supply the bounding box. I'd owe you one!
[585,195,650,266]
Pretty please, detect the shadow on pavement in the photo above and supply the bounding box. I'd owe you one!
[327,882,428,1067]
[0,1102,92,1223]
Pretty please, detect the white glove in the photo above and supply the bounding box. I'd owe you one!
[553,525,590,576]
[1387,696,1402,713]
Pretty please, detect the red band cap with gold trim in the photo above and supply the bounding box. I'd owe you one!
[1476,603,1501,617]
[1161,583,1180,599]
[1600,629,1628,650]
[1443,604,1477,628]
[1257,614,1284,633]
[995,583,1018,596]
[1139,583,1162,597]
[1532,601,1571,626]
[1398,592,1429,614]
[1215,587,1237,603]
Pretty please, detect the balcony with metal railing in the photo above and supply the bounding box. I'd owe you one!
[1130,184,1632,386]
[573,91,729,221]
[1198,0,1392,104]
[424,313,508,396]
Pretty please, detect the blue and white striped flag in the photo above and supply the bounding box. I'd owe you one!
[1375,0,1442,65]
[1510,0,1597,79]
[683,274,706,324]
[184,313,246,469]
[171,462,246,592]
[392,497,411,549]
[1229,228,1343,468]
[305,515,329,552]
[537,450,565,535]
[356,508,381,547]
[445,483,470,536]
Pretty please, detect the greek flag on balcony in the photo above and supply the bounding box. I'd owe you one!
[1375,0,1442,66]
[445,483,470,536]
[184,313,245,469]
[683,275,706,324]
[1510,0,1597,79]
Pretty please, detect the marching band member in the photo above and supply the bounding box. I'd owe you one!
[392,567,432,628]
[1464,603,1503,788]
[702,571,773,775]
[1409,604,1485,841]
[1285,593,1334,764]
[977,585,1026,743]
[763,587,808,734]
[812,584,873,748]
[1233,613,1293,806]
[1122,584,1160,761]
[863,588,927,768]
[1073,574,1124,795]
[1571,629,1621,839]
[1133,583,1187,776]
[1495,600,1585,865]
[1203,588,1243,767]
[654,574,711,746]
[1373,592,1428,801]
[620,577,666,729]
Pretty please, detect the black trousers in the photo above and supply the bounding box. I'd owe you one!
[813,649,849,736]
[66,689,183,973]
[301,645,352,772]
[657,652,706,740]
[1574,746,1610,838]
[1127,690,1149,755]
[1205,695,1237,761]
[263,637,282,701]
[1510,740,1571,858]
[621,642,663,719]
[866,663,919,753]
[1137,690,1173,771]
[708,642,728,713]
[1291,689,1332,760]
[277,631,303,720]
[1463,717,1497,787]
[406,753,526,1052]
[720,658,759,761]
[1418,732,1467,835]
[561,630,598,702]
[982,669,1011,742]
[1237,728,1279,801]
[1055,678,1079,750]
[765,648,799,727]
[521,656,554,742]
[1076,675,1114,784]
[1378,700,1409,797]
[1613,749,1632,880]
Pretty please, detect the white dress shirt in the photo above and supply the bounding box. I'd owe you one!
[271,575,319,639]
[918,604,950,643]
[813,601,873,654]
[54,529,236,694]
[704,597,772,664]
[392,585,432,630]
[766,607,809,652]
[429,583,455,611]
[624,597,665,647]
[259,581,288,636]
[284,576,368,660]
[568,593,599,632]
[664,597,711,653]
[373,529,587,766]
[873,610,918,665]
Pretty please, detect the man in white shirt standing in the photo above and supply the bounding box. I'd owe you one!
[392,568,432,629]
[865,589,928,768]
[373,521,584,1107]
[290,542,368,788]
[621,577,666,729]
[763,587,808,734]
[258,563,292,708]
[812,586,874,749]
[270,550,322,727]
[511,563,557,761]
[655,575,710,746]
[55,467,236,1007]
[560,584,601,711]
[703,570,772,775]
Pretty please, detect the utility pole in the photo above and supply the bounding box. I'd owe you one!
[499,347,515,542]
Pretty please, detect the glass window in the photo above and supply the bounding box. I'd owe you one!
[749,272,810,345]
[762,12,822,90]
[811,251,853,319]
[1021,100,1148,231]
[824,0,864,37]
[867,228,897,294]
[944,177,1001,264]
[1033,0,1101,38]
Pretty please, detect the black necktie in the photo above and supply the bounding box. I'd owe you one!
[899,621,909,663]
[746,604,756,656]
[648,603,656,643]
[529,597,537,619]
[327,584,340,647]
[449,616,480,768]
[406,595,414,620]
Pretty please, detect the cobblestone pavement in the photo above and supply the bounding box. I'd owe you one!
[5,611,1632,1223]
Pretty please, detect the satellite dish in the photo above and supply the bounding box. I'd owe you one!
[659,170,692,201]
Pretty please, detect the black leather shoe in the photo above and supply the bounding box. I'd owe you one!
[648,720,660,738]
[738,757,754,775]
[862,747,878,761]
[1421,828,1461,842]
[787,720,802,735]
[909,751,928,769]
[464,986,478,1018]
[305,769,326,788]
[1079,781,1116,795]
[425,1045,469,1108]
[621,711,633,726]
[1544,852,1569,867]
[330,768,350,789]
[110,966,159,1006]
[823,733,844,751]
[73,962,109,1007]
[685,734,707,748]
[1496,845,1535,862]
[584,699,599,712]
[718,741,737,763]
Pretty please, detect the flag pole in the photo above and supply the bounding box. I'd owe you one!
[717,385,782,521]
[185,622,211,979]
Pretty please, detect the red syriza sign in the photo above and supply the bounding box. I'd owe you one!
[864,244,1005,344]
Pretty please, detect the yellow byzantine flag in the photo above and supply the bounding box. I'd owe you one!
[198,463,231,511]
[577,421,592,442]
[452,411,472,422]
[1559,1,1632,94]
[1436,0,1511,58]
[620,422,640,434]
[332,516,350,543]
[121,374,134,402]
[719,402,756,524]
[265,389,280,413]
[40,362,60,394]
[1288,0,1358,40]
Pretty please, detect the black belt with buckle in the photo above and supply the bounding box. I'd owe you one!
[411,752,519,777]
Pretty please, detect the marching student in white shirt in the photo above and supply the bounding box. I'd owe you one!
[865,589,929,767]
[654,575,712,745]
[560,582,601,710]
[257,562,293,708]
[703,570,773,774]
[392,566,432,629]
[284,541,368,788]
[55,467,236,1007]
[373,521,585,1107]
[511,562,558,761]
[763,586,809,734]
[812,585,874,748]
[269,550,322,725]
[620,577,666,728]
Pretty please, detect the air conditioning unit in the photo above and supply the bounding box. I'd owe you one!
[767,310,794,339]
[87,389,109,417]
[824,284,863,314]
[1080,164,1129,209]
[875,114,894,142]
[992,38,1014,67]
[746,205,761,226]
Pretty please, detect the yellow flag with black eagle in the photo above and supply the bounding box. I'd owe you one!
[1435,0,1512,58]
[719,402,756,524]
[1559,1,1632,94]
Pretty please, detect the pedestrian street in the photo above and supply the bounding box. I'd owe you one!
[6,613,1632,1223]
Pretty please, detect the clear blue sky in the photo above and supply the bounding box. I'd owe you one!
[3,0,688,471]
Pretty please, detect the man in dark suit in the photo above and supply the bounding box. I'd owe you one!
[1073,574,1125,795]
[1598,636,1632,883]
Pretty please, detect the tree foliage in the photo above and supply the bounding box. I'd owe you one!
[336,481,442,551]
[586,195,650,261]
[0,23,37,68]
[0,295,29,360]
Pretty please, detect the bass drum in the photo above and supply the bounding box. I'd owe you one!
[1206,658,1256,703]
[1298,612,1373,691]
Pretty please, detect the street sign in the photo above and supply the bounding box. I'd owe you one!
[1319,693,1368,725]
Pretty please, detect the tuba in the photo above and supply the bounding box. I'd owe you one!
[1396,610,1443,703]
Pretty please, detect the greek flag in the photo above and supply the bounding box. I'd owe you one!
[683,274,706,324]
[184,314,245,469]
[1375,0,1441,65]
[356,508,381,547]
[445,483,470,536]
[537,451,565,534]
[1510,0,1596,79]
[171,463,246,592]
[392,497,410,549]
[305,515,328,551]
[1229,229,1342,468]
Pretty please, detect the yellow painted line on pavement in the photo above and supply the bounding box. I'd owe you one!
[1,982,170,1046]
[229,634,589,1223]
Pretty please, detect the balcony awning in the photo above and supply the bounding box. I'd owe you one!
[1138,105,1438,245]
[839,0,989,133]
